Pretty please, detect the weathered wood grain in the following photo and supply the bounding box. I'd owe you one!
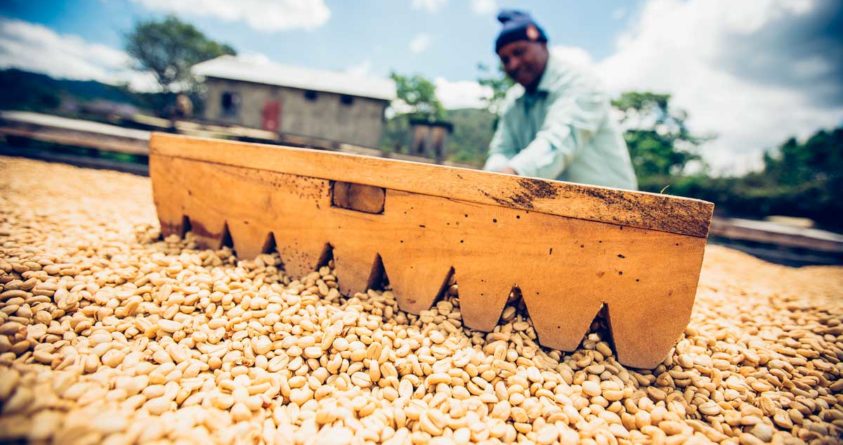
[151,133,713,238]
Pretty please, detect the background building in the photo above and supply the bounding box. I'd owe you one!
[193,56,395,148]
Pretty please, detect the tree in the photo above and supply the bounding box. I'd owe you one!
[612,92,710,187]
[382,72,446,155]
[389,72,445,121]
[125,16,236,92]
[759,128,843,222]
[762,129,843,187]
[666,126,843,230]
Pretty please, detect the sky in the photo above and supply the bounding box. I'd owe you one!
[1,0,841,174]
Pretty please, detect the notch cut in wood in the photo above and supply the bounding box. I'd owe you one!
[150,133,714,368]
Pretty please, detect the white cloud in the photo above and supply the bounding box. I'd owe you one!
[386,100,414,118]
[471,0,498,15]
[132,0,330,32]
[345,59,372,77]
[0,18,157,91]
[409,33,432,54]
[551,46,594,68]
[412,0,447,13]
[435,77,492,109]
[238,52,272,65]
[586,0,843,174]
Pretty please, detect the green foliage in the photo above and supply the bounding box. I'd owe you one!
[757,128,843,225]
[0,69,62,111]
[389,72,445,121]
[379,113,411,154]
[658,127,843,230]
[616,91,842,229]
[0,68,152,115]
[763,131,843,188]
[444,108,496,166]
[382,72,448,156]
[380,108,495,166]
[125,16,236,92]
[612,92,707,180]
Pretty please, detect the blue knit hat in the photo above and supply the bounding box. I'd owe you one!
[495,9,548,52]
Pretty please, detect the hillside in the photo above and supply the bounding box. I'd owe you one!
[446,108,496,166]
[0,69,143,112]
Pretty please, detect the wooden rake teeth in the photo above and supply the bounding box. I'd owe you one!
[149,133,713,368]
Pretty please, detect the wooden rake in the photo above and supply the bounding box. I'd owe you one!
[150,133,713,368]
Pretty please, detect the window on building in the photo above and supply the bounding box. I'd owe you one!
[304,90,319,101]
[221,91,240,118]
[340,95,354,106]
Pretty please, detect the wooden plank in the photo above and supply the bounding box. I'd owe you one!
[0,145,148,176]
[709,241,843,266]
[710,217,843,253]
[0,126,149,156]
[0,111,151,141]
[150,133,713,238]
[150,153,708,368]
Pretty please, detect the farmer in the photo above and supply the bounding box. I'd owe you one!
[484,10,638,190]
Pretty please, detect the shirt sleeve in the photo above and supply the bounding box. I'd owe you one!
[483,113,519,172]
[508,87,609,179]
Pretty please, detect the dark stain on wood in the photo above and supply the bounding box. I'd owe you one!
[187,218,219,240]
[159,221,181,237]
[519,178,559,199]
[577,185,713,238]
[485,176,710,239]
[478,177,560,210]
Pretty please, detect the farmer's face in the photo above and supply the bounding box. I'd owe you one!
[497,40,549,90]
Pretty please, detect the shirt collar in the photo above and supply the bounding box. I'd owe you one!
[534,52,556,93]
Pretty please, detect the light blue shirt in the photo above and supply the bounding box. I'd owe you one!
[484,53,638,190]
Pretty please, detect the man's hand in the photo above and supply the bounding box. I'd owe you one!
[497,166,519,175]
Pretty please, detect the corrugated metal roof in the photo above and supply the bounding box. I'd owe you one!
[193,56,396,101]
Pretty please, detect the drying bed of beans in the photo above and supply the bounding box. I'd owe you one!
[0,156,841,445]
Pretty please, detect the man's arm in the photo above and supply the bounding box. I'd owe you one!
[507,87,609,179]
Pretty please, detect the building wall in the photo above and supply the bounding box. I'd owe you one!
[203,78,387,147]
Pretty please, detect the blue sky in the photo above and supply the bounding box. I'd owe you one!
[0,0,841,173]
[0,0,639,81]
